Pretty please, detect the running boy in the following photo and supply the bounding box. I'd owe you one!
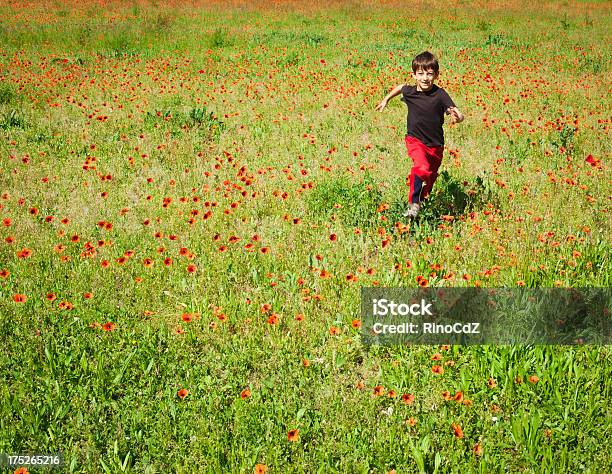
[375,51,464,218]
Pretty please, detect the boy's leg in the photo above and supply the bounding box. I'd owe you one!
[405,136,433,204]
[420,146,444,200]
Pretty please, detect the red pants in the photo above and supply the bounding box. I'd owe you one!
[405,135,444,204]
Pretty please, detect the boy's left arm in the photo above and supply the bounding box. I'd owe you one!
[447,106,464,124]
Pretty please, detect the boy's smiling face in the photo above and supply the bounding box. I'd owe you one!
[413,67,438,92]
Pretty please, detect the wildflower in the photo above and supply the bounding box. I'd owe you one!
[241,388,251,399]
[487,378,497,389]
[401,393,415,405]
[17,248,32,258]
[13,294,27,303]
[351,319,361,329]
[451,423,464,438]
[254,464,268,474]
[287,429,299,442]
[177,389,189,400]
[102,322,116,331]
[528,375,539,384]
[373,385,385,397]
[473,443,483,456]
[585,154,597,167]
[432,365,444,375]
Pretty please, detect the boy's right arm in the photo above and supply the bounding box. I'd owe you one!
[375,84,405,111]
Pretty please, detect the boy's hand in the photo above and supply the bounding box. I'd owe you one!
[375,99,388,112]
[447,107,464,124]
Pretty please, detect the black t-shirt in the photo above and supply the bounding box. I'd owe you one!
[400,84,455,147]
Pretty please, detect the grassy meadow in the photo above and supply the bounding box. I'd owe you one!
[0,0,611,472]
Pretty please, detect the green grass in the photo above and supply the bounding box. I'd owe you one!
[0,0,610,472]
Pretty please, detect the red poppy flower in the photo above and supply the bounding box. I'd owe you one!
[452,423,464,438]
[287,429,299,442]
[241,388,251,399]
[177,388,189,400]
[17,248,32,258]
[432,365,444,375]
[254,464,268,474]
[401,393,415,405]
[102,322,116,331]
[13,294,27,303]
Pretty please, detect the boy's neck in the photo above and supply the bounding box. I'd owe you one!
[415,83,436,92]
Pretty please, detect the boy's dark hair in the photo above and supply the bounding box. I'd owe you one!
[412,51,439,73]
